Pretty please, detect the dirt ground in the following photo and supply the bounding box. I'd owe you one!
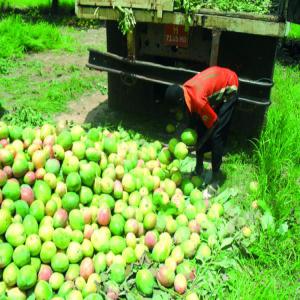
[55,91,108,124]
[35,27,109,123]
[26,28,106,69]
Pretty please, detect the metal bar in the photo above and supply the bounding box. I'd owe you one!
[87,62,272,106]
[239,78,273,87]
[87,49,273,107]
[89,63,272,107]
[87,63,173,85]
[238,97,271,106]
[88,49,196,83]
[88,49,274,87]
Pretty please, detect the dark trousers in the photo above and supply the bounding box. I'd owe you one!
[190,92,237,174]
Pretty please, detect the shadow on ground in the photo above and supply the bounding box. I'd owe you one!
[81,94,257,157]
[84,97,178,143]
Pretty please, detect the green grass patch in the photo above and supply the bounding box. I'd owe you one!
[227,257,300,299]
[0,0,74,9]
[0,14,106,119]
[288,23,300,40]
[1,105,53,127]
[255,64,300,220]
[216,63,300,299]
[0,61,105,115]
[0,15,74,60]
[223,63,300,299]
[0,15,75,74]
[23,73,103,114]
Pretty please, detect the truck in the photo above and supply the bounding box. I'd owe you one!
[75,0,300,139]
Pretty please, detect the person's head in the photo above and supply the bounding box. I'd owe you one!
[164,84,184,106]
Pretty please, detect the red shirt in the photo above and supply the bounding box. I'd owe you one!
[183,66,239,128]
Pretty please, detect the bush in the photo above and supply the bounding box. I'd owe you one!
[0,15,73,60]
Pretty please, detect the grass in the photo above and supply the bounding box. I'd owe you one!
[255,64,300,220]
[0,0,74,9]
[0,12,105,120]
[288,23,300,40]
[0,60,105,115]
[0,15,75,74]
[227,257,300,299]
[0,15,74,60]
[222,63,300,299]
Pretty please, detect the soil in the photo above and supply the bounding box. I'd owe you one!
[25,28,107,67]
[25,27,109,124]
[55,91,108,124]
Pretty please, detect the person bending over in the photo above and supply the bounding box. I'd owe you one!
[165,66,239,187]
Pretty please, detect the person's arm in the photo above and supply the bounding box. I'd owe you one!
[195,100,218,151]
[196,119,219,151]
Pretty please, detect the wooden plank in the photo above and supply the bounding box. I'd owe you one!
[79,0,153,10]
[197,14,285,37]
[127,30,136,58]
[78,1,279,22]
[78,0,173,11]
[209,30,221,66]
[76,6,286,37]
[194,8,280,22]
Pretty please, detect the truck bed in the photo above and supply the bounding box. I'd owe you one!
[76,6,286,37]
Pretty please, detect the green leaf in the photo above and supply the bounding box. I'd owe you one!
[152,289,173,300]
[277,222,289,235]
[126,290,144,300]
[257,199,270,212]
[220,237,234,249]
[213,258,237,269]
[260,212,275,231]
[213,188,238,204]
[160,203,178,215]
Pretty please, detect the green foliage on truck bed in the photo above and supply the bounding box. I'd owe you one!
[174,0,279,15]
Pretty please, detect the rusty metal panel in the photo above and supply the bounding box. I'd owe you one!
[164,25,189,48]
[138,24,211,63]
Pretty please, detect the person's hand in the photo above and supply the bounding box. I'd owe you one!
[187,145,197,152]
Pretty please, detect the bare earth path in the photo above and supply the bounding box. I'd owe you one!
[55,91,107,124]
[53,27,109,123]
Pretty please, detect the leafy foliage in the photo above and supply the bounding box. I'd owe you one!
[115,6,136,35]
[0,0,74,9]
[175,0,274,15]
[255,64,300,221]
[188,189,262,297]
[0,15,74,61]
[1,105,52,127]
[0,14,74,75]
